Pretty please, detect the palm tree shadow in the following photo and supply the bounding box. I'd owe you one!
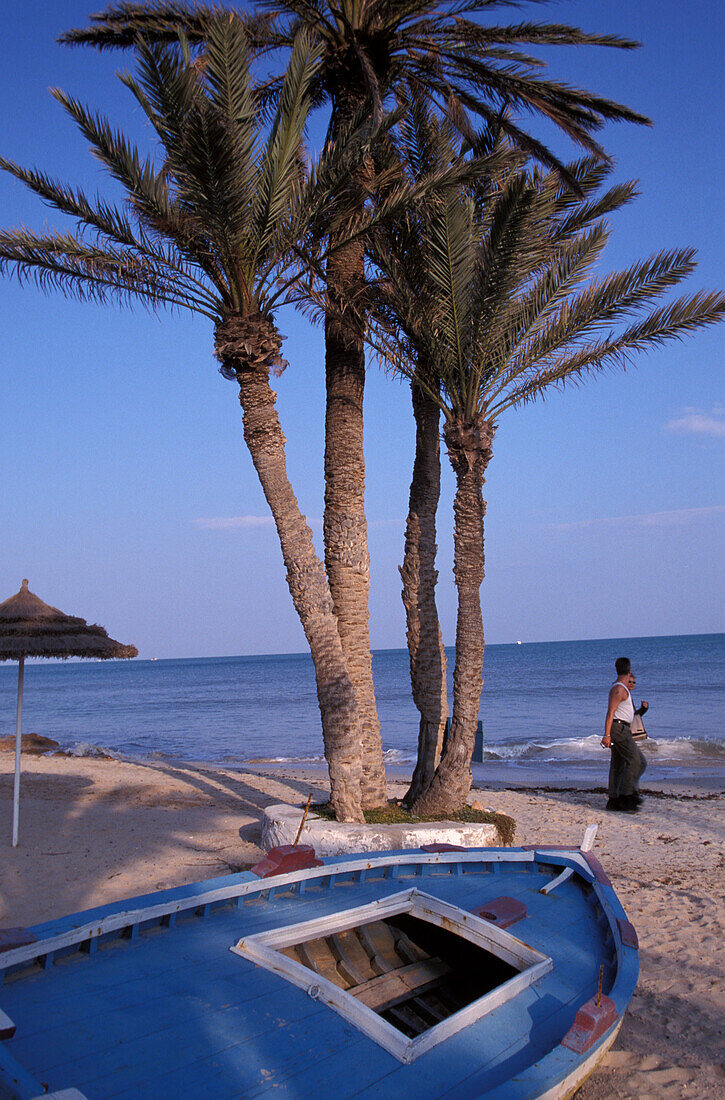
[0,757,329,928]
[131,758,329,811]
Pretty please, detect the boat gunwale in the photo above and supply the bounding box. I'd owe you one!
[0,849,593,973]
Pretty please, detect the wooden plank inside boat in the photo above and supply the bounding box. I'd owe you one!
[352,958,451,1011]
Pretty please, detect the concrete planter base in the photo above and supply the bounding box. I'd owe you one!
[261,802,501,857]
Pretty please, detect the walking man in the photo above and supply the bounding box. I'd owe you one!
[602,657,648,813]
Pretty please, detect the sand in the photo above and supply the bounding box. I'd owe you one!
[1,750,723,1099]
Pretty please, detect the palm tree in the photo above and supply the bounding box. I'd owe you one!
[399,374,449,803]
[370,105,511,804]
[369,128,725,815]
[62,0,652,808]
[0,20,382,821]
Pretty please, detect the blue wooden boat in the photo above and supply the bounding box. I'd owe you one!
[0,832,638,1099]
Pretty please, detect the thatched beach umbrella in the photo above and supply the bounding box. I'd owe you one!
[0,579,137,847]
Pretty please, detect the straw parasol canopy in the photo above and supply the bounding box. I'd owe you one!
[0,579,138,661]
[0,579,137,847]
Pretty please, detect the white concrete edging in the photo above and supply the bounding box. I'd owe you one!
[261,802,501,857]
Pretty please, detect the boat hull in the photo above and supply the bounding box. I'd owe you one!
[0,846,638,1099]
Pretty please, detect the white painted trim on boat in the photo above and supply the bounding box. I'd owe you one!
[539,867,574,895]
[0,1009,14,1040]
[232,888,552,1064]
[539,826,597,896]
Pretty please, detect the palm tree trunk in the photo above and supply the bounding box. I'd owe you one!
[411,417,494,817]
[323,96,386,809]
[401,380,448,805]
[216,314,365,822]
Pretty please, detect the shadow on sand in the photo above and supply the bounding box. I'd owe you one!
[0,756,328,926]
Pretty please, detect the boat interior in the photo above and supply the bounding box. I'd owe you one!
[280,912,519,1037]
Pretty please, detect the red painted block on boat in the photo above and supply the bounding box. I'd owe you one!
[420,843,467,852]
[0,928,37,954]
[561,995,619,1053]
[470,896,527,929]
[617,918,639,949]
[251,845,323,878]
[581,853,612,886]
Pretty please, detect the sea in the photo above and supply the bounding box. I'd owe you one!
[1,633,723,787]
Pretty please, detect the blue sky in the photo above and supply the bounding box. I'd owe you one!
[1,0,723,658]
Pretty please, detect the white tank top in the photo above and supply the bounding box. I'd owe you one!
[612,682,635,724]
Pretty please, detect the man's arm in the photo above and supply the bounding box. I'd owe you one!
[602,684,627,747]
[636,700,649,716]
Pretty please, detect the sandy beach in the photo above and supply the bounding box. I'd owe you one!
[1,750,723,1099]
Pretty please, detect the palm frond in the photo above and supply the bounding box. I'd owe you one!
[481,222,609,400]
[204,13,260,219]
[0,227,217,317]
[251,31,322,264]
[0,157,143,252]
[60,3,216,50]
[494,291,725,414]
[365,92,723,437]
[49,88,177,235]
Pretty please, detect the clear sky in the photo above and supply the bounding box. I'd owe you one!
[1,0,723,659]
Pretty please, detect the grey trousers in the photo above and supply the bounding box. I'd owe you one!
[608,719,647,798]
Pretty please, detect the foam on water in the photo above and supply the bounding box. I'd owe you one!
[483,734,725,765]
[53,742,124,760]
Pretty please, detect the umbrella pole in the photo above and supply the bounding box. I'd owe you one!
[12,655,25,848]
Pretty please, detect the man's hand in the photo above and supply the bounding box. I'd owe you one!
[640,700,649,712]
[601,734,611,748]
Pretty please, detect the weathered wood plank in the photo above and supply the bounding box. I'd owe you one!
[385,1000,429,1036]
[71,985,358,1099]
[3,887,393,1016]
[352,958,451,1011]
[106,1007,373,1100]
[356,922,395,974]
[390,926,427,966]
[409,991,449,1024]
[293,936,345,987]
[326,931,370,986]
[333,984,566,1100]
[244,984,541,1099]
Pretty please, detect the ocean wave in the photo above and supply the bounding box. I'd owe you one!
[484,735,611,762]
[246,748,417,766]
[642,737,725,760]
[245,754,326,765]
[52,741,125,760]
[46,734,724,771]
[482,734,725,765]
[238,736,725,769]
[382,748,417,765]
